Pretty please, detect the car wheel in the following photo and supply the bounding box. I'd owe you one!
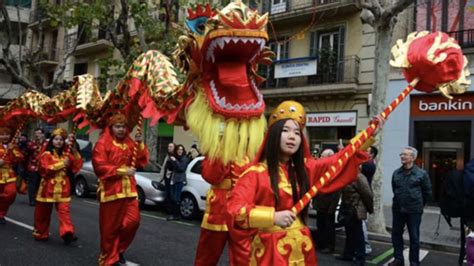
[180,193,198,220]
[74,177,89,198]
[137,186,146,209]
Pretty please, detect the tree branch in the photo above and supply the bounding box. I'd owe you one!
[45,26,85,91]
[0,4,35,89]
[380,0,415,28]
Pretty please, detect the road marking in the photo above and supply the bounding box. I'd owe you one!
[83,200,99,205]
[84,200,195,227]
[5,217,34,230]
[368,248,393,265]
[384,248,429,266]
[124,261,140,266]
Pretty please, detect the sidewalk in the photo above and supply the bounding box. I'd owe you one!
[366,206,462,253]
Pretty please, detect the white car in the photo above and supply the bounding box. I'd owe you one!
[180,156,209,219]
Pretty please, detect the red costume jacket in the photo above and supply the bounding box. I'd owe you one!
[227,147,369,266]
[27,140,48,172]
[92,132,149,203]
[37,150,83,203]
[200,157,250,231]
[0,144,24,184]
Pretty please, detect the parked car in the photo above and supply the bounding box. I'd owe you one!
[180,156,209,219]
[73,141,165,208]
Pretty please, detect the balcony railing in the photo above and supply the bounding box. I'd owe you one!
[447,29,474,49]
[38,46,59,62]
[262,55,359,89]
[263,0,356,17]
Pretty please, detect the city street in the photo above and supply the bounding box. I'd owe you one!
[0,194,461,266]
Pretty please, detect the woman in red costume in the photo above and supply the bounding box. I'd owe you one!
[227,101,383,265]
[0,126,24,224]
[33,128,83,244]
[92,113,149,266]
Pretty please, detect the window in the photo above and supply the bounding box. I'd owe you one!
[309,26,345,84]
[191,160,202,175]
[263,39,289,88]
[74,63,88,76]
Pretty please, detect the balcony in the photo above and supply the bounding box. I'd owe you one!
[72,28,114,55]
[263,0,359,23]
[36,46,59,67]
[447,29,474,49]
[261,55,359,97]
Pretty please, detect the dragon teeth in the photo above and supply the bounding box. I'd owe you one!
[210,78,264,111]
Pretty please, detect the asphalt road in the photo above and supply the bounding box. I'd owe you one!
[0,194,461,265]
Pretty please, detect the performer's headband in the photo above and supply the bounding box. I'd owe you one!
[108,113,128,127]
[0,127,11,136]
[51,128,68,139]
[268,101,306,129]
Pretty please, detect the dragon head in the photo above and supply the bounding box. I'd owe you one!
[173,1,272,164]
[176,1,270,119]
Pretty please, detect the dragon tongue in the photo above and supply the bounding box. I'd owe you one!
[216,62,248,88]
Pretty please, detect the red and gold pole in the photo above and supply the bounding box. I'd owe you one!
[131,116,143,168]
[291,78,419,214]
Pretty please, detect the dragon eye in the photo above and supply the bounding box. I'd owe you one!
[185,16,209,36]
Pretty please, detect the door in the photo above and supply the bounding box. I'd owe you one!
[422,142,464,204]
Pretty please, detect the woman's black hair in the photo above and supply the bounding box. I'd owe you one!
[45,135,65,156]
[174,144,187,158]
[260,119,310,221]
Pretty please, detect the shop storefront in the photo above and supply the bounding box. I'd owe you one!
[382,78,474,205]
[306,111,357,157]
[409,93,473,203]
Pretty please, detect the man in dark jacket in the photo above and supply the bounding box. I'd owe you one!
[389,146,432,266]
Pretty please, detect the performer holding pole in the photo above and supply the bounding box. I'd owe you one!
[227,101,383,265]
[0,127,25,224]
[92,113,149,266]
[33,128,83,244]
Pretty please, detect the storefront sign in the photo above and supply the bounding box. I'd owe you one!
[411,93,474,117]
[274,58,317,78]
[306,112,357,127]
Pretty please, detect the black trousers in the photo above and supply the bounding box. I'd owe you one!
[27,171,40,204]
[316,211,336,250]
[343,213,366,265]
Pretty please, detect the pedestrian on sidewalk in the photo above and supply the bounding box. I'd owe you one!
[159,142,175,215]
[389,146,432,266]
[0,127,25,224]
[337,171,374,266]
[166,144,188,221]
[33,128,83,244]
[313,148,340,254]
[92,113,149,266]
[361,145,378,255]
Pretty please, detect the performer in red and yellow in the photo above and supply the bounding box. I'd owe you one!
[195,158,253,266]
[227,101,383,265]
[92,113,149,266]
[0,126,24,224]
[33,128,83,244]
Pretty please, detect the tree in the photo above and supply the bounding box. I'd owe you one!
[358,0,416,234]
[0,0,183,170]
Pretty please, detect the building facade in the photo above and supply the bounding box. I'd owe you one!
[0,0,31,104]
[258,0,413,155]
